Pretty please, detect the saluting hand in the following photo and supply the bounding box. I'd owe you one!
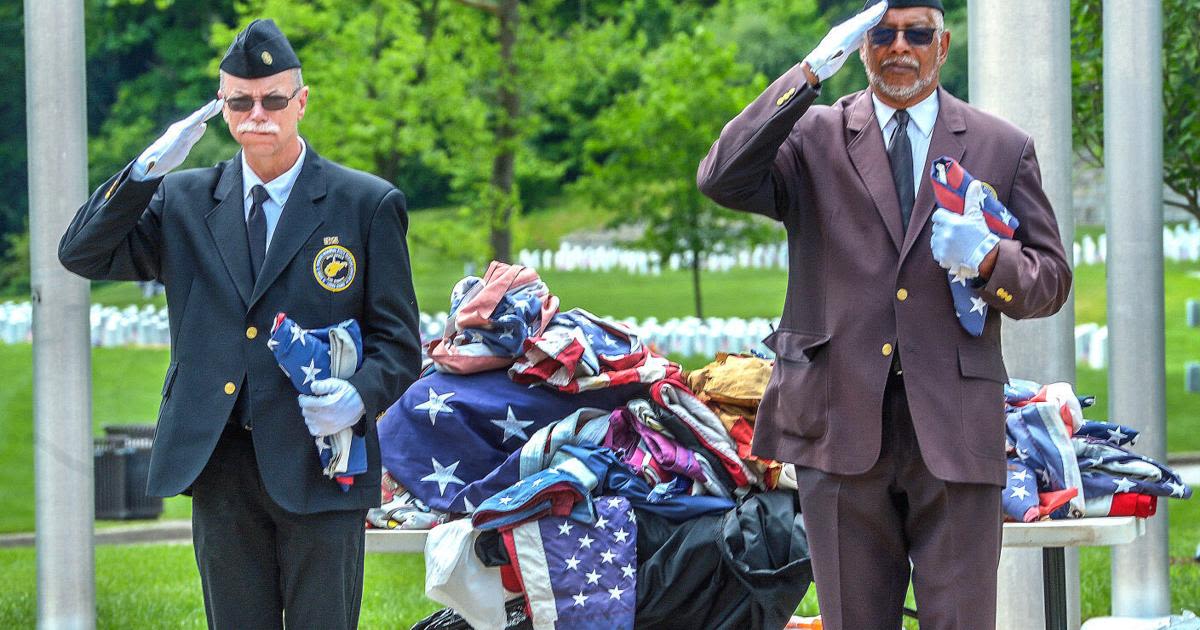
[131,98,224,181]
[803,0,888,83]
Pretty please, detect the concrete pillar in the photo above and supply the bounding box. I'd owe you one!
[968,1,1078,627]
[25,0,95,627]
[1104,0,1169,617]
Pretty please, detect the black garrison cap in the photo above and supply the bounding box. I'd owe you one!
[864,0,945,12]
[219,19,301,79]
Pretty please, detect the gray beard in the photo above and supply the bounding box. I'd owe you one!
[866,64,936,102]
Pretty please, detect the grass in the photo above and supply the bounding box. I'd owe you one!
[0,544,440,627]
[0,500,1195,627]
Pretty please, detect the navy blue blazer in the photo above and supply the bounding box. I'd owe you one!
[59,145,422,513]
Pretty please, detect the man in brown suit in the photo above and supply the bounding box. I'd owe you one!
[697,1,1072,628]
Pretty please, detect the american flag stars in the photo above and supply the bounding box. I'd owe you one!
[514,496,637,626]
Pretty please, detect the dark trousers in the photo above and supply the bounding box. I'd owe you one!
[795,371,1003,630]
[192,424,368,630]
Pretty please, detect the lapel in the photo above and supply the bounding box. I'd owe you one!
[846,90,904,253]
[249,145,327,309]
[899,86,967,263]
[205,157,254,307]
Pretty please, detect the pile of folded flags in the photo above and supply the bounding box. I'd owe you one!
[370,261,812,630]
[1002,379,1192,523]
[365,261,1191,628]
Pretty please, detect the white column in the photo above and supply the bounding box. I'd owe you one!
[26,0,95,627]
[968,1,1078,627]
[1104,0,1169,617]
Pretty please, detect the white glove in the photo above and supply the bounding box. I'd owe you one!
[131,98,224,181]
[930,180,1001,279]
[299,378,365,437]
[803,0,888,82]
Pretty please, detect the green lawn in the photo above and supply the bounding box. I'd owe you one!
[0,544,440,627]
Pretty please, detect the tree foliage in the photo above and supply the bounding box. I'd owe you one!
[1071,0,1200,219]
[576,27,771,317]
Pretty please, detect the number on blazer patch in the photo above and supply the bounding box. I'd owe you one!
[313,245,356,292]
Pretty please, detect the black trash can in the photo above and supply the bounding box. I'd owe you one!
[94,424,162,520]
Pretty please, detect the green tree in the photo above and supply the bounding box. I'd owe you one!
[1072,0,1200,220]
[0,3,27,255]
[455,0,523,263]
[577,27,773,317]
[85,0,240,186]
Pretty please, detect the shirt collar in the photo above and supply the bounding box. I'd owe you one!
[871,89,939,139]
[241,138,308,206]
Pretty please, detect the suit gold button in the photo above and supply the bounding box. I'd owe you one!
[246,326,258,340]
[776,87,797,107]
[896,288,908,302]
[882,343,893,357]
[224,382,236,395]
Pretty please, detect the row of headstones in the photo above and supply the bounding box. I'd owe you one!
[0,302,169,347]
[418,311,782,359]
[1186,300,1200,394]
[0,301,1117,370]
[0,302,783,358]
[516,242,791,275]
[513,225,1200,274]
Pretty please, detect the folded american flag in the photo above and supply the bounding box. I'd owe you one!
[377,369,640,512]
[267,313,366,491]
[502,496,637,630]
[427,261,559,375]
[930,157,1020,336]
[1005,402,1086,518]
[510,308,679,393]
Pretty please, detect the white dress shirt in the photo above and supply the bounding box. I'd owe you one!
[241,138,307,251]
[872,90,939,199]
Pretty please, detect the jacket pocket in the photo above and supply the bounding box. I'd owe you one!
[761,328,831,439]
[958,345,1007,459]
[763,328,831,364]
[957,344,1008,382]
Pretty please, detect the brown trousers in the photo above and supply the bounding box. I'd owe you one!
[795,370,1003,630]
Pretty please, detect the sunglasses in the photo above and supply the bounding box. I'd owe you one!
[224,86,302,112]
[868,27,938,48]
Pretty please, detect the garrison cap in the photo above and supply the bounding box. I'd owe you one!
[864,0,944,12]
[219,19,301,79]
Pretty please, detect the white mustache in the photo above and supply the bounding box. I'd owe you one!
[236,120,281,134]
[882,56,920,71]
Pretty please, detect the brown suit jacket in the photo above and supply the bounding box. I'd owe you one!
[697,64,1071,486]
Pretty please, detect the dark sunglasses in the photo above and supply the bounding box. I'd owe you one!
[868,27,938,48]
[225,86,302,112]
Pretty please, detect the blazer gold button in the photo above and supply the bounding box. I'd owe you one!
[246,326,258,340]
[882,343,893,357]
[896,288,908,302]
[776,87,797,107]
[224,382,236,395]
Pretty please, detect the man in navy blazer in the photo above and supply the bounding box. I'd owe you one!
[698,1,1071,628]
[59,19,421,629]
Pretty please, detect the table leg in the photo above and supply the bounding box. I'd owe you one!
[1042,546,1067,630]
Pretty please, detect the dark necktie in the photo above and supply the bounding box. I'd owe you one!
[888,109,915,231]
[247,185,268,281]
